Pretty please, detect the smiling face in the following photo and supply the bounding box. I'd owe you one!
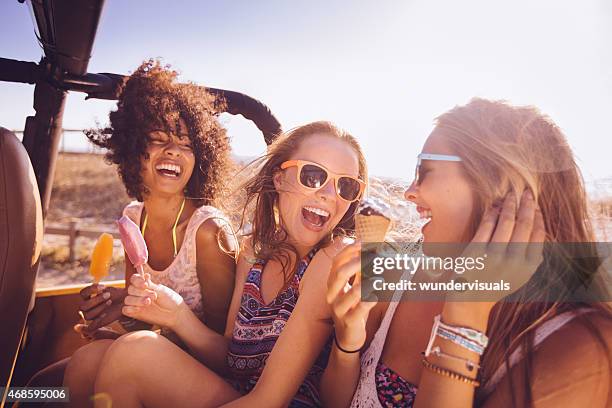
[404,128,475,244]
[273,133,361,250]
[141,118,195,198]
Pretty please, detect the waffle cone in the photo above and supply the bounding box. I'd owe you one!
[355,214,391,242]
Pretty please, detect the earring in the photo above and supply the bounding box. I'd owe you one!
[273,199,282,233]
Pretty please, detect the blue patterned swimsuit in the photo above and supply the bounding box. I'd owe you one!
[226,249,331,407]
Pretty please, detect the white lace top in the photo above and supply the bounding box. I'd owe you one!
[122,201,230,322]
[350,300,402,408]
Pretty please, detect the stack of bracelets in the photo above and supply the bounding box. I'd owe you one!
[422,314,489,387]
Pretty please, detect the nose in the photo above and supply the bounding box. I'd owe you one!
[163,139,182,157]
[316,178,337,201]
[404,180,418,202]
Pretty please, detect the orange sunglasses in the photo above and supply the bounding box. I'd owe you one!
[280,160,365,202]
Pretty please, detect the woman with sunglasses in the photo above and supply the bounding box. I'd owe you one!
[92,121,368,407]
[322,98,611,407]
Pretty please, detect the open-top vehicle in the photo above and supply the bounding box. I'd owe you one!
[0,1,282,405]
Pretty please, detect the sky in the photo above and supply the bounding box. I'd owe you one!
[1,0,611,182]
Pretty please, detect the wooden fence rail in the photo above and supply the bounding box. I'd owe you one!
[45,221,120,262]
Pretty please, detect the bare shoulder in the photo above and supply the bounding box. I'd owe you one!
[484,311,611,408]
[539,311,612,358]
[195,216,238,255]
[530,311,611,404]
[237,236,256,265]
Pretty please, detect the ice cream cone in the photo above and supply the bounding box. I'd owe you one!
[355,214,391,242]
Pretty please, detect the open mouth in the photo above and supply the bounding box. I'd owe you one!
[302,206,331,228]
[416,206,432,226]
[155,162,182,178]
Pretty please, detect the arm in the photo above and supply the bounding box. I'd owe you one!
[122,244,250,374]
[319,242,379,408]
[221,243,349,408]
[175,246,251,374]
[195,218,238,335]
[414,190,546,407]
[415,305,611,408]
[413,303,488,408]
[319,335,362,408]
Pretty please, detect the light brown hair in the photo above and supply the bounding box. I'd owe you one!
[434,98,611,406]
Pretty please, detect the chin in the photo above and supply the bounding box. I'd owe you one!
[290,227,328,249]
[298,233,326,247]
[153,183,186,195]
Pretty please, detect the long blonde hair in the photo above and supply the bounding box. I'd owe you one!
[435,98,611,406]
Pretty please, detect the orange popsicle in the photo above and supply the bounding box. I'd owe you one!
[90,233,114,283]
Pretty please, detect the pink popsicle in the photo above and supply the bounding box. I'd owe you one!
[117,215,148,277]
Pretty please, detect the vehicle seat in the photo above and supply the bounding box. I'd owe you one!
[0,127,43,390]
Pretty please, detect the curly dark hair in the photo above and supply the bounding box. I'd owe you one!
[86,59,231,207]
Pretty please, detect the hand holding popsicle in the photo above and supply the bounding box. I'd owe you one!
[117,215,149,277]
[123,273,186,330]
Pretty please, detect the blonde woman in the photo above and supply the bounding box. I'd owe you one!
[324,98,611,407]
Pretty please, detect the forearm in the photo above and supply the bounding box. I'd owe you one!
[320,344,362,408]
[173,304,230,373]
[414,303,490,408]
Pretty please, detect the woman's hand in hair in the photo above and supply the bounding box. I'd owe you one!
[122,273,188,330]
[444,189,546,328]
[327,242,378,353]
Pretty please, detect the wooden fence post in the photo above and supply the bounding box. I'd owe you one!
[68,219,77,263]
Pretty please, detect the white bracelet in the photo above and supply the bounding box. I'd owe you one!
[426,314,488,357]
[437,327,485,355]
[436,314,489,348]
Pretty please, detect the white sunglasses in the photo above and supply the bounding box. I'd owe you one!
[414,153,462,184]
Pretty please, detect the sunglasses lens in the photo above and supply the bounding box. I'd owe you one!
[300,164,328,189]
[338,177,361,201]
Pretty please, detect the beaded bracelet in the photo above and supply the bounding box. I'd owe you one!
[434,314,488,348]
[422,358,480,387]
[422,347,480,372]
[437,327,485,355]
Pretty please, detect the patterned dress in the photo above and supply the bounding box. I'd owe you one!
[226,248,331,407]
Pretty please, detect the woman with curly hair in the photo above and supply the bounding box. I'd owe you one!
[59,59,238,407]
